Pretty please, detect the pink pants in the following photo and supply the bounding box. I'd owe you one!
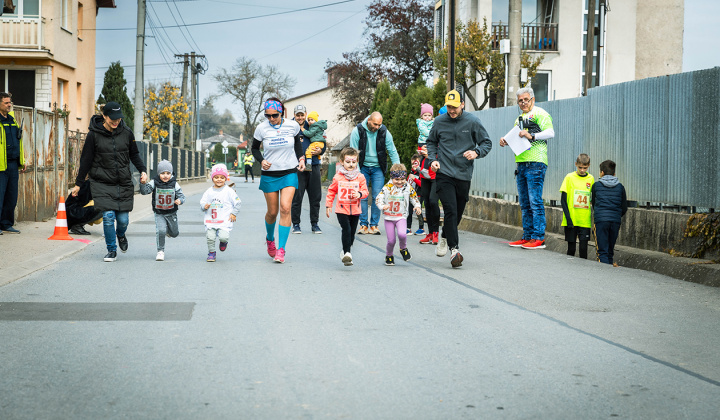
[385,218,407,256]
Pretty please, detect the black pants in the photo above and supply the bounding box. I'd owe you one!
[291,164,321,225]
[419,178,440,234]
[435,173,470,250]
[244,165,254,181]
[337,213,359,253]
[565,226,591,259]
[406,185,424,230]
[0,159,19,229]
[595,221,621,264]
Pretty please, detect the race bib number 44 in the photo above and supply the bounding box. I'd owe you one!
[573,190,590,209]
[155,188,175,210]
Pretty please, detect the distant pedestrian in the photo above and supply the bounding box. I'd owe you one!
[71,102,147,262]
[0,92,25,235]
[560,154,594,259]
[139,160,186,262]
[427,90,492,268]
[252,98,305,263]
[591,160,628,265]
[200,164,241,262]
[500,86,555,250]
[243,152,255,183]
[350,111,401,235]
[375,163,421,266]
[325,147,369,266]
[291,104,325,235]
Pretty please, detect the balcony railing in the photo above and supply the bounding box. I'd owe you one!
[0,18,44,50]
[492,23,558,52]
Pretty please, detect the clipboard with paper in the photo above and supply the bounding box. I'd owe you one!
[503,126,532,156]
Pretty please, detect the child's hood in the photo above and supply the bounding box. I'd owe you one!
[598,175,619,188]
[314,120,328,130]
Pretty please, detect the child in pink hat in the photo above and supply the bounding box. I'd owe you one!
[416,103,434,150]
[200,164,242,262]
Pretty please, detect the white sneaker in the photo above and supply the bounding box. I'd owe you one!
[436,237,448,257]
[156,251,165,261]
[342,252,353,266]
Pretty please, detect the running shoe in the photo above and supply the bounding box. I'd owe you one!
[103,251,117,262]
[312,224,322,234]
[342,252,353,266]
[2,227,20,234]
[436,237,448,257]
[508,238,530,248]
[414,228,425,236]
[450,248,464,268]
[385,255,395,266]
[419,233,434,244]
[357,226,369,235]
[521,239,546,249]
[406,228,413,235]
[206,252,216,262]
[156,251,165,261]
[266,239,277,258]
[274,248,285,263]
[118,235,129,253]
[400,248,411,261]
[370,226,381,235]
[432,232,439,244]
[219,242,228,252]
[292,224,302,234]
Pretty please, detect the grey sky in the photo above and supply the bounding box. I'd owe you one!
[95,0,719,124]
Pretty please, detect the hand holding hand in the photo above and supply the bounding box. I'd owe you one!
[140,172,148,183]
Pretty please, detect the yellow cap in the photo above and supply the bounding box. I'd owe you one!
[308,111,319,121]
[444,90,462,107]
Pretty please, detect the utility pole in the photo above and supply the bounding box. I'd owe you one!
[133,0,146,142]
[175,53,189,149]
[446,0,456,92]
[507,0,522,106]
[583,0,597,95]
[190,52,196,144]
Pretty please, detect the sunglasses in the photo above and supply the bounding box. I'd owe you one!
[264,113,280,119]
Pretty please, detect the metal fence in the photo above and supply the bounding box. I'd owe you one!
[16,106,67,222]
[469,67,720,210]
[135,141,207,184]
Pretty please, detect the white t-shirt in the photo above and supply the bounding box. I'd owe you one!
[253,119,301,172]
[200,185,241,231]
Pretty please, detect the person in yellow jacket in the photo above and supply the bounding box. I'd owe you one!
[0,92,25,234]
[243,152,255,183]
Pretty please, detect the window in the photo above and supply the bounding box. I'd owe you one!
[435,1,444,45]
[6,0,41,19]
[77,3,84,39]
[76,82,82,118]
[61,0,69,29]
[57,78,68,109]
[1,70,36,108]
[530,71,551,102]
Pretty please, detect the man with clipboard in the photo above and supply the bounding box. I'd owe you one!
[499,87,555,250]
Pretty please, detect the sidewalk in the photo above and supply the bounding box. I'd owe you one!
[0,179,211,287]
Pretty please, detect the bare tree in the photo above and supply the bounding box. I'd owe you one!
[214,57,296,142]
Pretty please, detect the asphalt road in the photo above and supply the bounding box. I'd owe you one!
[1,177,719,419]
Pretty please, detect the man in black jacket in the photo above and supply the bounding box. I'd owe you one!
[71,102,147,262]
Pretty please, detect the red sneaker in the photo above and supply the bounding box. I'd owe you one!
[432,232,439,244]
[508,239,530,247]
[521,239,546,249]
[419,233,434,244]
[266,239,277,258]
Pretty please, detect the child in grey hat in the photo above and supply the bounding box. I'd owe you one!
[139,160,186,261]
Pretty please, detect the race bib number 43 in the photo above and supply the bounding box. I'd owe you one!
[155,188,175,210]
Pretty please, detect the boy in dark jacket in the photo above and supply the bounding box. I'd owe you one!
[139,160,185,261]
[591,160,628,265]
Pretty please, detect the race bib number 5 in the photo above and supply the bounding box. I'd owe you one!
[205,202,224,224]
[155,188,175,210]
[573,190,590,209]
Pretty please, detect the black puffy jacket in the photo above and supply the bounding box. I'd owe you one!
[75,115,146,212]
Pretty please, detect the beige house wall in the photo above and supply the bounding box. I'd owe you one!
[634,0,683,79]
[0,0,103,132]
[285,87,355,150]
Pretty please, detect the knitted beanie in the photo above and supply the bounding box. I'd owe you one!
[157,160,173,175]
[420,103,433,116]
[308,111,320,121]
[211,164,229,179]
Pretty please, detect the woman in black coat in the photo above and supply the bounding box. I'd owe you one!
[71,102,147,262]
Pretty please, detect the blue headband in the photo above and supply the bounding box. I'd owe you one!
[390,170,407,179]
[264,100,283,113]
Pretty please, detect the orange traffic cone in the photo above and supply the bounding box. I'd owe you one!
[48,195,73,240]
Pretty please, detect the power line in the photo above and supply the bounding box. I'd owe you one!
[170,0,205,55]
[84,0,357,31]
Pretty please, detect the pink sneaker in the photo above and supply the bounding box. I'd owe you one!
[266,239,277,258]
[274,248,285,263]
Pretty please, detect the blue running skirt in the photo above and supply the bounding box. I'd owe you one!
[259,172,298,193]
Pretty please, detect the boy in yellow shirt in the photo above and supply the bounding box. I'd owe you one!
[560,153,594,259]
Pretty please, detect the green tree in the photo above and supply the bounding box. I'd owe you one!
[431,76,447,111]
[388,79,435,166]
[212,143,237,166]
[97,61,134,129]
[370,79,391,113]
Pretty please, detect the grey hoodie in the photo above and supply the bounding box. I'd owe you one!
[426,110,492,181]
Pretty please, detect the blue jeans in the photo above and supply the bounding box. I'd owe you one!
[360,165,384,227]
[103,210,129,252]
[595,221,621,264]
[0,159,19,229]
[516,162,547,240]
